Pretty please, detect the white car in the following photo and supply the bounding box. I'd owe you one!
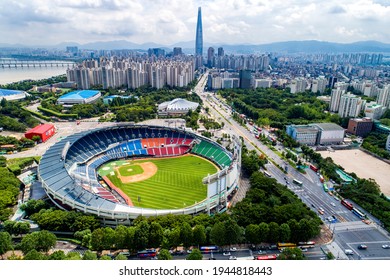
[223,252,231,256]
[230,247,237,251]
[330,202,336,207]
[382,244,390,249]
[229,256,237,260]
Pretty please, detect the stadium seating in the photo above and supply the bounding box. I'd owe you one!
[191,140,232,168]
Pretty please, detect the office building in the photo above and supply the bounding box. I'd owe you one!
[207,47,215,68]
[239,70,252,89]
[347,118,373,137]
[338,93,362,118]
[195,7,203,58]
[218,47,224,57]
[254,79,272,88]
[57,90,101,107]
[173,47,182,56]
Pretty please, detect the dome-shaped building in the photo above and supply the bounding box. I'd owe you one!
[158,98,199,116]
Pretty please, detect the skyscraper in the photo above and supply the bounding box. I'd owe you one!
[195,7,203,57]
[207,47,215,68]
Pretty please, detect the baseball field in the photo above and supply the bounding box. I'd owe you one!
[97,155,218,209]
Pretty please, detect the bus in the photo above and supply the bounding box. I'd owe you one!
[277,243,297,250]
[309,164,318,172]
[255,254,277,260]
[263,171,272,177]
[293,179,303,186]
[352,208,366,219]
[298,241,316,248]
[137,249,156,258]
[323,184,328,192]
[341,199,353,210]
[200,246,218,253]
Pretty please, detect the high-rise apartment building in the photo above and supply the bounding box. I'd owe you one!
[173,47,182,56]
[338,93,362,118]
[195,7,203,57]
[376,86,390,108]
[329,87,345,112]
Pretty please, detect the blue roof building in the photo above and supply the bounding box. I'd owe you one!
[57,90,101,106]
[0,89,28,101]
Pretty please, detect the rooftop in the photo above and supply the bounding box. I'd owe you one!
[25,124,55,134]
[313,123,344,131]
[58,90,100,100]
[0,89,25,96]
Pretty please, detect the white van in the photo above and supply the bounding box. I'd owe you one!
[345,249,354,255]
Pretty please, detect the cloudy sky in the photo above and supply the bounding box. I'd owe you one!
[1,0,390,46]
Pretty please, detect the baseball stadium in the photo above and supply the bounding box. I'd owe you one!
[38,124,241,226]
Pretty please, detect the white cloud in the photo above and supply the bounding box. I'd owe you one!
[0,0,389,46]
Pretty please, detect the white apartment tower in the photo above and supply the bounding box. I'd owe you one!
[329,88,345,112]
[338,93,362,118]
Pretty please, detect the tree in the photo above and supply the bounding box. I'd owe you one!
[133,220,150,250]
[66,252,82,260]
[277,247,305,260]
[258,222,270,243]
[23,249,48,260]
[48,250,67,260]
[180,222,193,248]
[82,250,98,260]
[267,222,280,243]
[192,225,206,247]
[100,255,112,260]
[0,232,13,258]
[210,222,225,246]
[186,248,203,260]
[224,220,243,246]
[149,222,164,248]
[158,249,173,260]
[91,227,115,251]
[20,230,56,254]
[245,224,259,245]
[115,254,128,260]
[279,223,291,242]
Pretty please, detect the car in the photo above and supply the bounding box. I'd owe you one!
[230,247,237,251]
[300,248,308,252]
[257,250,266,255]
[223,252,231,256]
[327,216,334,222]
[334,196,340,201]
[330,202,336,207]
[228,256,237,260]
[345,249,354,255]
[382,244,390,249]
[358,244,368,250]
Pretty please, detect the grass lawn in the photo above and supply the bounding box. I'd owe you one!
[98,155,217,209]
[117,164,144,176]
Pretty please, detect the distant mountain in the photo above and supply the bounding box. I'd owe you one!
[2,40,390,53]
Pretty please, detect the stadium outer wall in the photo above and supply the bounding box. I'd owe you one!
[38,124,241,226]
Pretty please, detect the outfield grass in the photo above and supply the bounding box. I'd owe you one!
[117,164,144,177]
[98,155,217,209]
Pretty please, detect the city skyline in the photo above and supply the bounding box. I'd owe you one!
[1,0,390,47]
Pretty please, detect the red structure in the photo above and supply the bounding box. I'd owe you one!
[24,124,55,142]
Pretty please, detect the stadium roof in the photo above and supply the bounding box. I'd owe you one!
[0,89,25,96]
[58,90,100,100]
[25,124,55,134]
[158,98,199,111]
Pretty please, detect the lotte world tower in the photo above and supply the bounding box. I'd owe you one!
[195,7,203,68]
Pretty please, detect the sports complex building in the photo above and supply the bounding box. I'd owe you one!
[38,124,241,226]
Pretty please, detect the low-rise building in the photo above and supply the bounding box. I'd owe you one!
[286,125,319,146]
[286,123,345,146]
[57,90,101,107]
[158,98,199,116]
[347,118,373,137]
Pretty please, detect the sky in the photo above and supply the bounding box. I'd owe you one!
[1,0,390,46]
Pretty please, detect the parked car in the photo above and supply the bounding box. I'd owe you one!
[223,252,231,256]
[229,256,237,260]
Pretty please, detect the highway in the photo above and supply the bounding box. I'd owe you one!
[194,72,390,260]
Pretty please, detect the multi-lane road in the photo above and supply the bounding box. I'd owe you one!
[194,73,390,260]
